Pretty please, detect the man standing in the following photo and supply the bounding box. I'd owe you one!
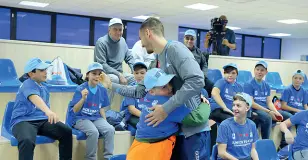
[102,17,211,160]
[184,29,214,96]
[204,15,236,56]
[94,18,135,106]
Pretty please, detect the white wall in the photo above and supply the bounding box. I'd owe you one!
[281,38,308,61]
[163,22,178,41]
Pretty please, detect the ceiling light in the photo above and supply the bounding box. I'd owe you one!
[226,26,241,30]
[277,19,307,24]
[184,3,219,11]
[268,33,291,37]
[133,15,160,20]
[19,1,49,8]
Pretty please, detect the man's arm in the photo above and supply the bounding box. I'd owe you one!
[111,83,147,99]
[218,144,238,160]
[162,47,205,114]
[94,40,121,76]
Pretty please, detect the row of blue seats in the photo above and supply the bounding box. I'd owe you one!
[207,69,308,93]
[0,59,78,92]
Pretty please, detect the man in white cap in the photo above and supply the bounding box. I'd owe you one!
[94,18,135,107]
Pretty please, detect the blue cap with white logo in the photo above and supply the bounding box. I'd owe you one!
[184,29,196,37]
[87,62,104,73]
[293,70,305,78]
[255,60,268,69]
[235,92,252,107]
[144,68,174,91]
[223,63,238,70]
[24,57,52,73]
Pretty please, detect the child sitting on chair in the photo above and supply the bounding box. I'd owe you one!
[10,57,72,160]
[69,62,115,160]
[126,68,191,160]
[217,93,259,160]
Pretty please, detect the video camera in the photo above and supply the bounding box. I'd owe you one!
[208,17,228,54]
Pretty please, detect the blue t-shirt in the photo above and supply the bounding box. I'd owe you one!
[244,79,271,109]
[217,117,258,160]
[281,85,307,110]
[121,97,141,121]
[216,28,236,56]
[210,78,243,111]
[135,94,191,139]
[69,82,110,125]
[290,110,308,152]
[10,79,50,130]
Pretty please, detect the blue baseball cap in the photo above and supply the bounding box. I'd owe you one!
[87,62,103,73]
[24,58,52,73]
[144,68,174,91]
[184,29,196,37]
[255,60,268,69]
[293,70,305,78]
[223,63,238,70]
[133,61,147,70]
[235,92,252,107]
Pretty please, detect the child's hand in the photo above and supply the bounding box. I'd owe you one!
[81,88,88,100]
[45,110,59,124]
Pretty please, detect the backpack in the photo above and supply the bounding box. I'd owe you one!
[65,64,85,85]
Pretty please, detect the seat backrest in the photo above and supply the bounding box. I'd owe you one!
[2,101,15,134]
[0,59,21,85]
[255,139,278,159]
[237,70,252,85]
[266,72,283,86]
[302,74,308,87]
[211,144,218,160]
[207,69,223,83]
[109,154,126,160]
[65,103,73,128]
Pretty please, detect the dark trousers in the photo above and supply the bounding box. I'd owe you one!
[204,77,214,98]
[209,108,233,155]
[12,120,72,160]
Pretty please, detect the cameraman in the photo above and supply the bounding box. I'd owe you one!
[204,15,236,56]
[183,29,214,97]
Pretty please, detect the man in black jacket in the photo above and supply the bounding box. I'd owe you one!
[184,29,214,97]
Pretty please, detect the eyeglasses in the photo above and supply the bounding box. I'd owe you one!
[185,36,195,41]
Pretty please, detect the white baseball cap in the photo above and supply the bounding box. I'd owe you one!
[109,18,123,27]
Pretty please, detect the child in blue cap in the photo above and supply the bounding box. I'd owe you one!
[281,70,308,114]
[68,62,115,160]
[217,93,259,160]
[126,68,191,160]
[10,57,72,160]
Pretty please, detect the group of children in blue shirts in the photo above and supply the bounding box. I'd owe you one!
[8,56,308,160]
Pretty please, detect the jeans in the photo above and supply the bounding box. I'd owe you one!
[253,109,272,139]
[12,120,72,160]
[74,118,115,160]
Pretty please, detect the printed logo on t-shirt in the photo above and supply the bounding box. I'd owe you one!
[232,133,235,139]
[194,151,199,160]
[306,123,308,134]
[265,92,268,96]
[225,88,229,94]
[231,132,254,147]
[290,96,294,101]
[250,132,253,138]
[254,91,258,96]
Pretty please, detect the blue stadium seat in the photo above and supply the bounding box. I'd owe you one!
[207,69,223,84]
[265,72,285,93]
[65,104,87,140]
[237,70,252,86]
[0,59,22,92]
[302,74,308,90]
[211,144,218,160]
[109,154,126,160]
[1,101,55,146]
[255,139,278,160]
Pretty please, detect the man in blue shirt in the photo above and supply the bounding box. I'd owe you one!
[244,61,285,140]
[217,93,259,160]
[204,15,236,56]
[10,58,72,160]
[280,110,308,159]
[281,70,308,114]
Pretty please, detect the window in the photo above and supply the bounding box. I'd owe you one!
[178,27,197,44]
[244,36,262,57]
[16,12,51,42]
[263,38,281,59]
[56,14,90,45]
[94,20,109,44]
[0,8,10,39]
[199,30,209,52]
[229,34,242,57]
[126,22,141,49]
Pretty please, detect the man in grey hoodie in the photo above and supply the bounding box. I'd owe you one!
[94,18,135,107]
[101,17,211,160]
